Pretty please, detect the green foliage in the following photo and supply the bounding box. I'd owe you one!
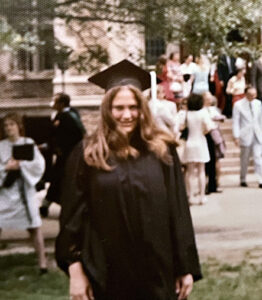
[53,0,262,61]
[167,0,262,59]
[1,0,262,69]
[0,17,20,51]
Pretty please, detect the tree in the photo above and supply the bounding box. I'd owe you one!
[1,0,262,72]
[0,17,20,51]
[49,0,262,63]
[169,0,262,60]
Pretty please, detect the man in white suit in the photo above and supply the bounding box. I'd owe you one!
[233,86,262,187]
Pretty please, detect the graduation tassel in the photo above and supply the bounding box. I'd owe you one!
[150,71,157,102]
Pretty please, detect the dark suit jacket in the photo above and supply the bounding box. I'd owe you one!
[217,55,236,84]
[53,108,85,158]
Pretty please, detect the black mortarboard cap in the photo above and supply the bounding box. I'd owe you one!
[88,59,154,91]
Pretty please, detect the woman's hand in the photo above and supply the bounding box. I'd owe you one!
[175,274,193,300]
[5,159,20,171]
[69,262,94,300]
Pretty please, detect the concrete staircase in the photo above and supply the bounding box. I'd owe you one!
[219,119,254,175]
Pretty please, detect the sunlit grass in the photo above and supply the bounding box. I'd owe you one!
[191,257,262,300]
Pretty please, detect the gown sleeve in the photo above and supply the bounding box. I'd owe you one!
[55,141,87,274]
[55,141,107,290]
[164,145,202,281]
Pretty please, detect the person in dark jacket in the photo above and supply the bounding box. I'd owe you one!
[217,54,236,117]
[55,60,202,300]
[40,93,85,217]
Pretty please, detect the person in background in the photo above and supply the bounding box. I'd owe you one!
[192,55,210,95]
[56,59,202,300]
[149,84,178,138]
[167,51,184,104]
[203,92,225,194]
[226,68,246,106]
[40,93,86,218]
[155,55,175,102]
[233,86,262,188]
[174,98,188,166]
[181,54,197,97]
[181,94,215,205]
[0,113,47,273]
[217,54,236,118]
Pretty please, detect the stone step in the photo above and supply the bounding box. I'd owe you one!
[219,127,232,136]
[220,165,254,175]
[220,157,253,168]
[224,140,238,149]
[223,148,240,158]
[214,119,257,175]
[222,133,234,142]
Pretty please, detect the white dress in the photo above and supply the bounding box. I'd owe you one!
[0,137,45,229]
[181,62,197,97]
[192,66,210,95]
[182,109,214,163]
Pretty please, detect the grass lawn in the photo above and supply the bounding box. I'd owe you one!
[191,256,262,300]
[0,253,262,300]
[0,253,68,300]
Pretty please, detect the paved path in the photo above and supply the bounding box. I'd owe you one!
[1,174,262,264]
[191,173,262,263]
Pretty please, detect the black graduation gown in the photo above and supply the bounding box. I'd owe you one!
[56,142,202,300]
[46,109,85,203]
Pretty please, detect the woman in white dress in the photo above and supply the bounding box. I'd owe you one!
[192,55,210,95]
[0,113,47,272]
[181,54,197,97]
[182,94,215,205]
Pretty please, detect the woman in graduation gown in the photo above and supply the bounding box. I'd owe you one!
[0,113,47,272]
[55,60,202,300]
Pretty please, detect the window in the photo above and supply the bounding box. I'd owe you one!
[145,37,166,65]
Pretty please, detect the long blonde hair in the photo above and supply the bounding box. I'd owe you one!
[84,85,175,171]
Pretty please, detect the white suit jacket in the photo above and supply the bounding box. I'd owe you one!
[233,98,262,146]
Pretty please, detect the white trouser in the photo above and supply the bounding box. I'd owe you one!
[240,139,262,184]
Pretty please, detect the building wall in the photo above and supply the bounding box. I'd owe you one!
[53,18,145,96]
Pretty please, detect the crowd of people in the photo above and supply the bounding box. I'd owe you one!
[154,52,262,200]
[1,54,262,299]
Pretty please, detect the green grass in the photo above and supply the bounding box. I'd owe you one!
[191,257,262,300]
[1,253,262,300]
[0,253,68,300]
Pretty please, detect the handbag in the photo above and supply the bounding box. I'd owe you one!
[210,128,226,159]
[170,81,183,93]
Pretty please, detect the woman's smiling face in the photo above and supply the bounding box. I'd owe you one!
[111,87,139,136]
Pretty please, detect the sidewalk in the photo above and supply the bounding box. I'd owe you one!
[1,173,262,263]
[191,173,262,262]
